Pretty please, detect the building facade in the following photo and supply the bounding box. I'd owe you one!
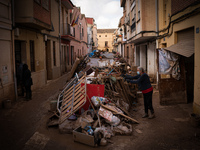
[157,0,200,113]
[86,18,98,53]
[0,0,90,106]
[97,29,116,52]
[0,0,15,106]
[114,16,126,58]
[69,7,88,63]
[120,0,158,81]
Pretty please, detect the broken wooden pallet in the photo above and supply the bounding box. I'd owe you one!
[59,75,87,124]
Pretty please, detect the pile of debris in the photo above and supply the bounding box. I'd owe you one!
[47,53,139,147]
[89,50,111,58]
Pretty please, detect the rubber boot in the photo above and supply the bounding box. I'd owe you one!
[142,113,149,118]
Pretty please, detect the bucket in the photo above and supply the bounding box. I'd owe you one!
[3,100,12,109]
[190,113,200,127]
[50,100,57,111]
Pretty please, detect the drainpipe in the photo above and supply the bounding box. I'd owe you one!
[11,0,18,101]
[59,0,62,76]
[155,0,159,89]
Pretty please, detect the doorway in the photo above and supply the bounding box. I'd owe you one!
[45,40,52,81]
[61,44,67,74]
[184,54,194,103]
[15,40,27,95]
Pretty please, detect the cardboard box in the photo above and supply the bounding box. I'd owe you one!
[73,127,95,146]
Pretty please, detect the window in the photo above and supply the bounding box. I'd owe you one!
[67,46,69,65]
[78,49,79,57]
[71,46,74,65]
[105,41,108,47]
[30,40,35,72]
[99,35,101,37]
[105,35,107,37]
[73,27,75,37]
[42,0,49,10]
[82,28,84,37]
[127,46,129,59]
[53,41,56,66]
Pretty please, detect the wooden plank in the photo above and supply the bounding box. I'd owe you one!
[116,81,127,103]
[67,58,81,81]
[62,93,85,111]
[60,96,86,122]
[62,93,85,110]
[100,104,139,124]
[63,76,85,96]
[119,79,132,106]
[64,86,84,100]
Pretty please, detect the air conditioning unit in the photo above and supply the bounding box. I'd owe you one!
[14,28,19,37]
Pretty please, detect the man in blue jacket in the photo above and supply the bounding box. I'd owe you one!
[124,67,155,119]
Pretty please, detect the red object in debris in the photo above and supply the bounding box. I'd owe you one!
[79,84,105,114]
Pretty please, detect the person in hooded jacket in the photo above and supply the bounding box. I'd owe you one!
[123,66,155,119]
[22,64,33,100]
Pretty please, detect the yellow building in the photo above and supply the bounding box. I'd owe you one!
[97,29,116,52]
[157,0,200,114]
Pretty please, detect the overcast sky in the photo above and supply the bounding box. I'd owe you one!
[71,0,123,29]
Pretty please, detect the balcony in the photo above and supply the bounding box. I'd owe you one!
[61,0,74,9]
[15,0,51,30]
[61,23,75,40]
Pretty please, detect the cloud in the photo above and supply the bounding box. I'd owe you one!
[71,0,123,29]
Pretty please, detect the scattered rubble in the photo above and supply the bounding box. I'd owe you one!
[47,52,140,147]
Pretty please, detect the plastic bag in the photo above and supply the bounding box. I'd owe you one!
[105,115,120,126]
[91,96,107,107]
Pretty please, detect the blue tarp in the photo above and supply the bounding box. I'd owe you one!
[89,50,97,57]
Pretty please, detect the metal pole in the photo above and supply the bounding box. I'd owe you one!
[155,0,159,89]
[59,0,62,75]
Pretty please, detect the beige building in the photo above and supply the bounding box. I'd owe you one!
[120,0,157,80]
[0,0,15,106]
[157,0,200,114]
[14,0,67,92]
[97,29,116,52]
[0,0,74,106]
[86,18,98,53]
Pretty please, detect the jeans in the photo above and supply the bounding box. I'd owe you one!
[143,91,154,114]
[25,86,32,100]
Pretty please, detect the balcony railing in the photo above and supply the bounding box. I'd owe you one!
[62,23,75,37]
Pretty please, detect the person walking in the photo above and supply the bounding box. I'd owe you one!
[124,66,155,119]
[22,64,33,100]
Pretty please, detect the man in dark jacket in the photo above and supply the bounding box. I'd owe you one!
[124,67,155,119]
[22,64,33,100]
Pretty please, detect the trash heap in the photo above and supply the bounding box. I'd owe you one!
[47,52,139,147]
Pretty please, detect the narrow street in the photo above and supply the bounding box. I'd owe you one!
[0,73,69,150]
[0,0,200,150]
[0,71,200,150]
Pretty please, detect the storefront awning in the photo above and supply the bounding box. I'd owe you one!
[164,40,194,57]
